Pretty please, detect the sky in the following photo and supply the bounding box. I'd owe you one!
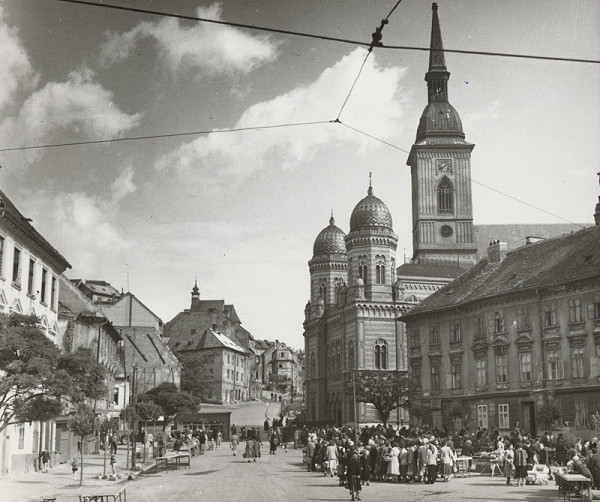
[0,0,598,350]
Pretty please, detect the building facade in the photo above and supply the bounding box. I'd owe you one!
[401,226,600,435]
[303,189,414,426]
[0,189,71,476]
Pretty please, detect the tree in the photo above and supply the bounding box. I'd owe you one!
[138,382,199,417]
[137,402,163,463]
[345,370,416,427]
[68,404,95,487]
[0,314,107,434]
[537,400,562,433]
[443,401,464,435]
[179,352,218,402]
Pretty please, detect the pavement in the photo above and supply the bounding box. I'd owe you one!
[0,442,569,502]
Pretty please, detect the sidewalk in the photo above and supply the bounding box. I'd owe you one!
[0,445,155,502]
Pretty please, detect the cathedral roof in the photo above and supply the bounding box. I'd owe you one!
[349,186,393,231]
[313,216,346,256]
[415,101,465,143]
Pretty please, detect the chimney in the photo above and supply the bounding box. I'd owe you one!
[487,240,508,263]
[595,172,600,226]
[525,236,544,245]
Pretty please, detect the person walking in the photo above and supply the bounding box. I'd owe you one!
[417,439,429,482]
[514,443,528,487]
[346,449,362,501]
[587,447,600,489]
[216,431,222,450]
[387,442,400,482]
[426,442,439,484]
[245,437,255,463]
[504,444,515,485]
[326,441,338,477]
[252,435,262,461]
[40,449,50,473]
[71,458,78,481]
[231,433,239,456]
[440,441,456,482]
[359,448,370,486]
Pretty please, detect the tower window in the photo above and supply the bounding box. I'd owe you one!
[374,339,387,370]
[375,257,386,285]
[437,177,454,215]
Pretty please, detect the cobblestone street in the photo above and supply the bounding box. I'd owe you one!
[2,443,565,502]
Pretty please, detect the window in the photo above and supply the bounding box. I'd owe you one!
[494,312,505,333]
[495,355,508,383]
[411,363,421,383]
[450,322,461,342]
[51,275,57,309]
[280,352,284,358]
[375,257,385,285]
[409,330,420,349]
[0,236,4,276]
[498,404,510,429]
[519,353,532,382]
[477,405,488,428]
[544,303,557,327]
[545,350,564,380]
[429,325,440,345]
[359,260,367,283]
[27,258,35,295]
[516,308,530,330]
[228,354,230,364]
[18,426,25,449]
[437,177,453,215]
[589,295,600,320]
[475,359,487,386]
[568,298,583,324]
[347,340,355,369]
[12,247,21,285]
[473,316,483,338]
[575,401,589,427]
[451,363,461,389]
[431,364,440,390]
[374,339,387,370]
[227,369,230,379]
[571,348,585,378]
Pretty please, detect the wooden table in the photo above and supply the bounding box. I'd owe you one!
[473,456,503,477]
[555,472,592,501]
[154,453,191,472]
[455,456,472,478]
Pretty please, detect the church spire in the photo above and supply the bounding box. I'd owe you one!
[425,3,450,103]
[191,279,200,309]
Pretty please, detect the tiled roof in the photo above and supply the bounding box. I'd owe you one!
[396,262,467,280]
[473,223,587,259]
[402,225,600,318]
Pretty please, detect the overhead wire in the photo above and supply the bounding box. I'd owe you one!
[53,0,600,64]
[335,120,586,227]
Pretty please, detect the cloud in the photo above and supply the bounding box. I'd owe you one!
[462,99,501,130]
[0,6,37,111]
[111,163,137,201]
[1,68,141,165]
[158,48,406,180]
[99,2,277,77]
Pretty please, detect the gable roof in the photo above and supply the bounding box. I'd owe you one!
[0,188,71,271]
[120,326,181,368]
[176,328,246,353]
[402,225,600,318]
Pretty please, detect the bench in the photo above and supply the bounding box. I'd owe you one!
[555,472,592,501]
[79,485,127,502]
[154,453,190,472]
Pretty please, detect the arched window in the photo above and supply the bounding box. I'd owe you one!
[359,260,367,282]
[437,177,454,215]
[335,341,341,374]
[348,340,355,369]
[376,256,386,284]
[374,339,388,370]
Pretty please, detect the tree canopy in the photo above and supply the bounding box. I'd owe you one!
[138,382,199,417]
[179,352,219,403]
[345,370,417,427]
[0,313,108,434]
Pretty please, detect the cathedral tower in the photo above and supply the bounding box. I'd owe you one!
[406,3,477,266]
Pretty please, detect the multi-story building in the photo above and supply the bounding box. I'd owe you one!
[265,341,303,399]
[0,188,71,476]
[165,283,252,403]
[56,277,123,458]
[401,224,600,435]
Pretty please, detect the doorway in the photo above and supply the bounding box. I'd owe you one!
[522,402,536,435]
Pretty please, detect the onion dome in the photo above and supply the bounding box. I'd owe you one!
[313,216,346,256]
[349,186,393,231]
[415,101,464,143]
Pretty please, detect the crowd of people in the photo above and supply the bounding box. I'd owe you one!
[298,424,600,500]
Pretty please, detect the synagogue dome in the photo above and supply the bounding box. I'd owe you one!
[349,186,393,231]
[313,216,346,256]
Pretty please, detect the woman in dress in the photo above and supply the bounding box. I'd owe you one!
[440,441,456,481]
[514,443,528,487]
[216,431,222,450]
[325,440,338,477]
[387,442,400,482]
[245,437,256,462]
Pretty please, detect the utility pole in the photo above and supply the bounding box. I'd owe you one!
[352,370,358,441]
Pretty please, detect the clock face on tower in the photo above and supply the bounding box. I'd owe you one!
[436,158,453,174]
